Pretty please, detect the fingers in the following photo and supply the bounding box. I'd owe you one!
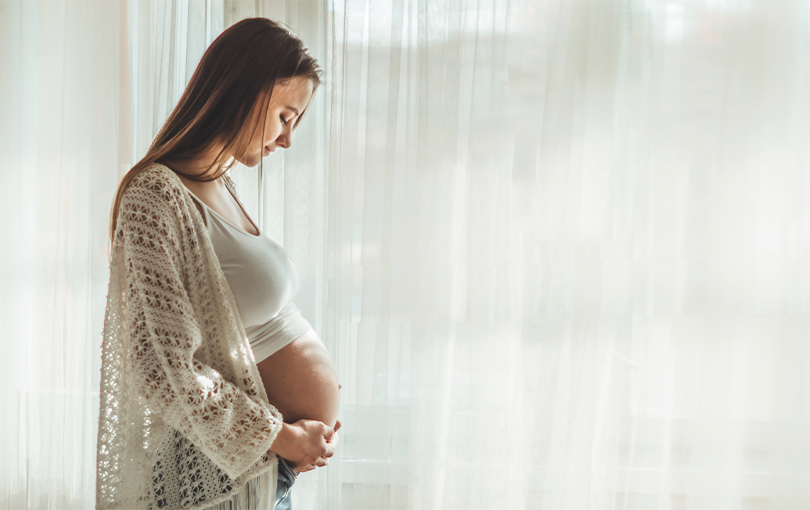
[334,419,342,432]
[323,439,336,458]
[325,430,340,448]
[295,458,328,473]
[295,452,334,474]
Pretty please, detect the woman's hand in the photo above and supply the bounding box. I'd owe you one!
[268,419,335,472]
[297,418,341,473]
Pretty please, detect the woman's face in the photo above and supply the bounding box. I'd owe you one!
[237,75,315,168]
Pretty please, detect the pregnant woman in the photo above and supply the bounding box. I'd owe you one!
[96,18,339,510]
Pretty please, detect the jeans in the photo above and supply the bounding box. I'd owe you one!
[274,456,299,509]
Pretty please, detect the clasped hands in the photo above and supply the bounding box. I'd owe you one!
[287,417,341,474]
[269,384,342,474]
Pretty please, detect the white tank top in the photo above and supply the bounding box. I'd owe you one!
[183,181,313,364]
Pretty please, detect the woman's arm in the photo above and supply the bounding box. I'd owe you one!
[118,182,282,480]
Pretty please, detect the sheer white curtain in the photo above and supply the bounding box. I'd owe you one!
[321,0,810,509]
[0,1,225,508]
[2,0,810,509]
[1,2,121,508]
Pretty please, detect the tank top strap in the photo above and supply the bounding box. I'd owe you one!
[221,173,242,203]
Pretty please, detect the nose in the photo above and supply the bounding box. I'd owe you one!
[275,122,293,149]
[275,126,292,149]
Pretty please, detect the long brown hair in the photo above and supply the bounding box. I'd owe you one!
[107,17,321,259]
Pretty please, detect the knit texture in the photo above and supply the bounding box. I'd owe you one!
[96,163,282,509]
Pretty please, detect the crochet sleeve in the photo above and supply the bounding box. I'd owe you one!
[117,182,282,480]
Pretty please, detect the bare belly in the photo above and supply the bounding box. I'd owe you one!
[256,328,340,429]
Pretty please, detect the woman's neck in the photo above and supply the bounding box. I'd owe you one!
[162,143,229,180]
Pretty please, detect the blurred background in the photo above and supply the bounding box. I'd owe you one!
[2,0,810,508]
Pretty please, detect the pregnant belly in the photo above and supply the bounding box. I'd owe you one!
[255,328,340,429]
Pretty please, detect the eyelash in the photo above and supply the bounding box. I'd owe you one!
[280,115,288,126]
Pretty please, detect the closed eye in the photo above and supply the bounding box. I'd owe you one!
[280,115,288,126]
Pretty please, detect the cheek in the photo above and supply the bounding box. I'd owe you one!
[252,121,274,146]
[263,117,280,140]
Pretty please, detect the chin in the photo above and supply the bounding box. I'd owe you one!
[237,156,262,168]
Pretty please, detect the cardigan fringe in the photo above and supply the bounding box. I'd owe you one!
[198,463,277,510]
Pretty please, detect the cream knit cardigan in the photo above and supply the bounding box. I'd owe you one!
[96,163,282,509]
